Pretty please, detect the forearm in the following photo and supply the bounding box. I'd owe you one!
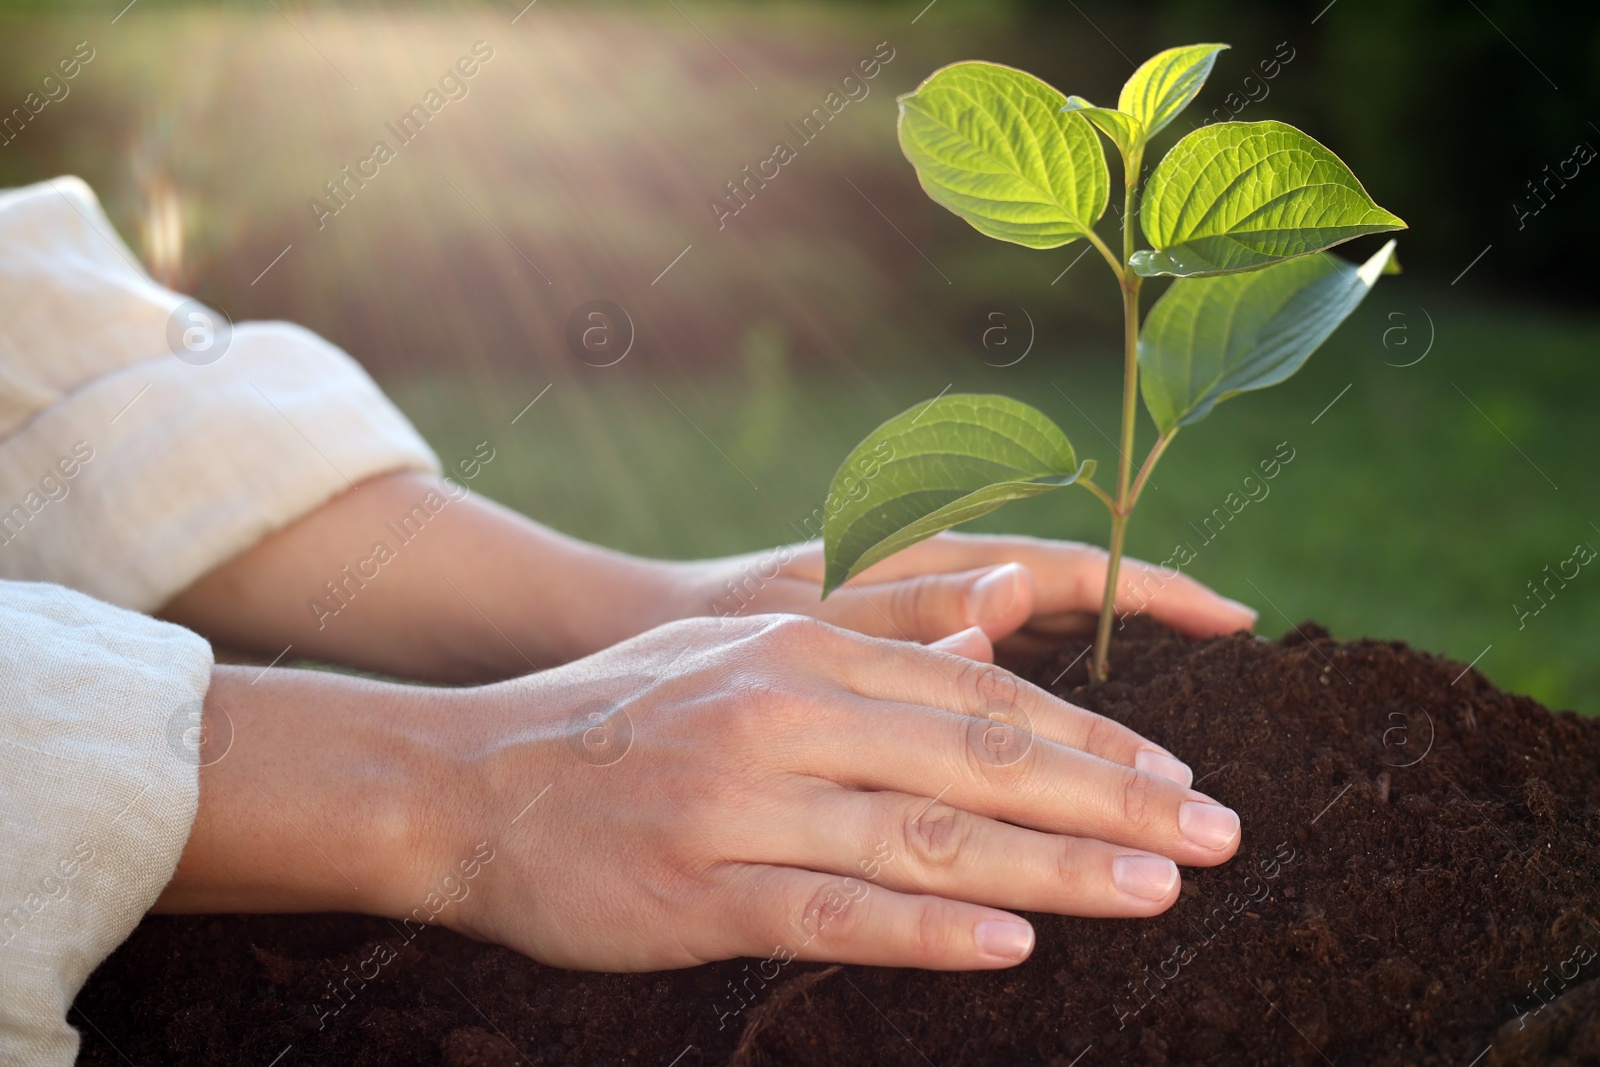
[152,664,464,917]
[160,472,687,682]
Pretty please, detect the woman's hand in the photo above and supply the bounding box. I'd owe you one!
[162,473,1254,685]
[437,614,1241,972]
[159,615,1242,974]
[666,531,1257,657]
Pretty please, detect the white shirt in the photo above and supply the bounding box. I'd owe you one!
[0,176,439,1065]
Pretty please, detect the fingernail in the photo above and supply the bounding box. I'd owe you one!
[930,625,986,651]
[970,563,1024,625]
[1112,854,1180,901]
[1135,749,1194,788]
[974,917,1034,962]
[1221,595,1258,623]
[1179,801,1241,850]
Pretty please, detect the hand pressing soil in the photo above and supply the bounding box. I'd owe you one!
[75,618,1600,1067]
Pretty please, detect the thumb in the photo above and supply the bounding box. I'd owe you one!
[819,562,1035,644]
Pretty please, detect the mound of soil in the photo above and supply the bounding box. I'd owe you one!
[75,620,1600,1066]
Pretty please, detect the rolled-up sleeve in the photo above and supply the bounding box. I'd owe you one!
[0,579,212,1066]
[0,175,440,611]
[0,176,441,1063]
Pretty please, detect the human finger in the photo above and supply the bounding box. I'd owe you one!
[715,864,1036,970]
[831,633,1194,787]
[811,563,1035,644]
[806,697,1239,867]
[770,786,1181,918]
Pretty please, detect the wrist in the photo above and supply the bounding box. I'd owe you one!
[419,511,691,675]
[155,665,466,920]
[536,547,697,659]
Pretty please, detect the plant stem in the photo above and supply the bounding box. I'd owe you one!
[1128,429,1176,511]
[1080,478,1116,511]
[1084,229,1124,282]
[1090,149,1144,682]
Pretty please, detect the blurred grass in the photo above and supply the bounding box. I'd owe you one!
[0,2,1594,711]
[396,284,1600,714]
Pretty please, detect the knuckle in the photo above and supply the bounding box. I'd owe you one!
[771,612,828,640]
[900,799,970,871]
[1052,837,1089,895]
[752,613,833,657]
[673,763,748,821]
[955,663,1036,777]
[1116,768,1155,830]
[958,708,1039,781]
[957,658,1022,711]
[888,576,941,627]
[732,676,789,719]
[909,896,959,960]
[1081,711,1128,757]
[714,675,806,745]
[794,877,868,949]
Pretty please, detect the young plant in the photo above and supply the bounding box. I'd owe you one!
[820,45,1405,680]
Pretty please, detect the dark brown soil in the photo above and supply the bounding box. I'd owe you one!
[75,620,1600,1066]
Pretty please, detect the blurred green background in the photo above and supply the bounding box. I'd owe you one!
[1,0,1595,710]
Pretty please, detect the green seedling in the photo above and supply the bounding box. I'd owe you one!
[821,45,1405,680]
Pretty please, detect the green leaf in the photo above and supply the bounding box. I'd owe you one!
[1117,43,1229,139]
[897,62,1109,249]
[823,394,1092,595]
[1132,121,1406,277]
[1062,96,1144,163]
[1139,239,1398,433]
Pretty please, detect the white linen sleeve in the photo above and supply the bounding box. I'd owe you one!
[0,579,213,1067]
[0,175,441,611]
